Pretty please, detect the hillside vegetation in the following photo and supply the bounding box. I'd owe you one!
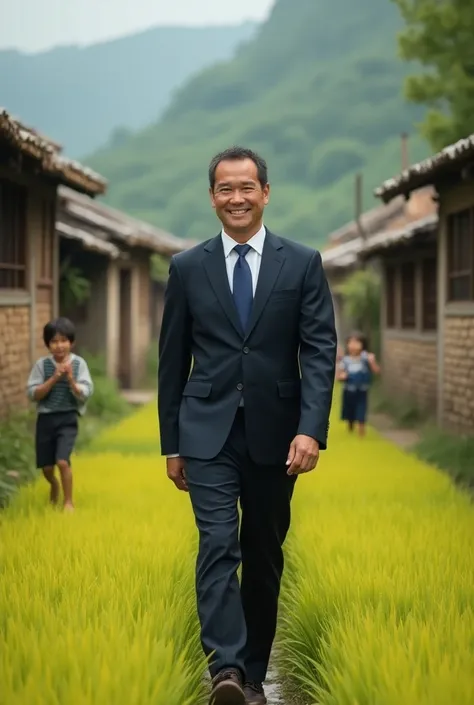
[88,0,430,245]
[0,22,256,156]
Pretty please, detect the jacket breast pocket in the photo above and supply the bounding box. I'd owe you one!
[269,288,298,303]
[182,381,212,398]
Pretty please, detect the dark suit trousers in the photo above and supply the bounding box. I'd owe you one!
[184,408,296,682]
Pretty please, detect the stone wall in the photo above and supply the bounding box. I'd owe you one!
[382,335,438,410]
[442,317,474,431]
[0,306,30,415]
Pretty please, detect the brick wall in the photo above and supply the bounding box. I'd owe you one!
[382,335,438,410]
[0,307,30,415]
[0,170,56,418]
[442,317,474,431]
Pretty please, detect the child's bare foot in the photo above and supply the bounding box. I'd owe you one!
[49,479,60,505]
[63,502,75,512]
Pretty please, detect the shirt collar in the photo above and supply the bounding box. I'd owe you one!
[221,224,266,258]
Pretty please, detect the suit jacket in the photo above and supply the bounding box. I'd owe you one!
[158,229,337,465]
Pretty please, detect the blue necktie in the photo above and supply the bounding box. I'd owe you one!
[233,244,253,332]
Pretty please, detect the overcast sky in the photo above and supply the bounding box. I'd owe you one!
[1,0,273,52]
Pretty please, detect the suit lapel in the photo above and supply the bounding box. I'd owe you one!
[202,235,243,337]
[245,231,285,340]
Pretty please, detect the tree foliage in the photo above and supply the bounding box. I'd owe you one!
[59,258,91,312]
[337,268,381,353]
[150,254,171,284]
[392,0,474,150]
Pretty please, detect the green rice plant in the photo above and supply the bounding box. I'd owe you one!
[278,403,474,704]
[0,404,206,705]
[0,410,37,508]
[87,403,161,454]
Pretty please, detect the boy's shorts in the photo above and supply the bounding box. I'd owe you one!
[35,411,79,469]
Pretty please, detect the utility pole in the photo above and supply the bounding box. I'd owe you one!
[355,172,367,269]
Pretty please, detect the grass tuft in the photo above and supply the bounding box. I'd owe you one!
[0,404,206,705]
[278,402,474,704]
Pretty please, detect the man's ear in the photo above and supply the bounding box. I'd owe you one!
[263,182,270,206]
[209,187,216,209]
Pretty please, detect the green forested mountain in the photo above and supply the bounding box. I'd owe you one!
[0,22,256,156]
[88,0,430,245]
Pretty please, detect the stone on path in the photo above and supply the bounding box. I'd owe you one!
[265,660,285,703]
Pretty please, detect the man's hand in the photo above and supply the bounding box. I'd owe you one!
[166,457,188,492]
[286,434,320,475]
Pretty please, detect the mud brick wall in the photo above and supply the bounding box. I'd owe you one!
[0,307,30,415]
[442,317,474,432]
[382,335,438,410]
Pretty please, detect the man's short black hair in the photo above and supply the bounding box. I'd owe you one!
[209,146,268,190]
[43,317,76,346]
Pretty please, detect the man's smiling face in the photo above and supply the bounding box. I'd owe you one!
[210,157,269,239]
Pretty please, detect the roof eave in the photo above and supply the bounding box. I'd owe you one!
[58,186,192,255]
[0,109,107,197]
[374,133,474,204]
[57,221,123,259]
[362,215,438,257]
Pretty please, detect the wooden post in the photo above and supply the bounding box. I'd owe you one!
[52,195,60,317]
[28,203,37,366]
[355,172,364,240]
[355,172,367,271]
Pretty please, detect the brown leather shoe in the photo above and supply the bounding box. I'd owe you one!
[243,682,267,705]
[210,668,246,705]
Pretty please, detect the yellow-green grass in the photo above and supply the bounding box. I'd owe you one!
[86,403,161,454]
[0,404,206,705]
[279,405,474,704]
[3,398,473,704]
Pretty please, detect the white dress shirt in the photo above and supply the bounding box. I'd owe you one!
[221,224,266,294]
[166,225,266,457]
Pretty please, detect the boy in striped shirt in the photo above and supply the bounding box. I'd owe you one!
[26,317,94,511]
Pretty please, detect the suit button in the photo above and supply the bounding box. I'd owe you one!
[236,383,243,391]
[243,347,249,354]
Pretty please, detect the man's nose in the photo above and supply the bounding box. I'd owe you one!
[229,190,245,204]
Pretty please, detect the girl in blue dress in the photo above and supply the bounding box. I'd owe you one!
[337,332,380,436]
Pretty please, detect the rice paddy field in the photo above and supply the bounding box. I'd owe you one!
[1,401,473,704]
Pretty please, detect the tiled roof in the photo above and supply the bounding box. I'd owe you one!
[362,213,438,255]
[322,187,438,269]
[327,195,406,246]
[0,109,107,196]
[375,134,474,203]
[56,221,122,259]
[58,186,193,256]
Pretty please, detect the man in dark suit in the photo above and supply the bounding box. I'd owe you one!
[158,147,337,705]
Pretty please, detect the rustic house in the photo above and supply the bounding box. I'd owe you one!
[374,134,474,433]
[0,109,106,416]
[321,182,438,409]
[57,187,189,389]
[360,190,438,411]
[321,195,406,343]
